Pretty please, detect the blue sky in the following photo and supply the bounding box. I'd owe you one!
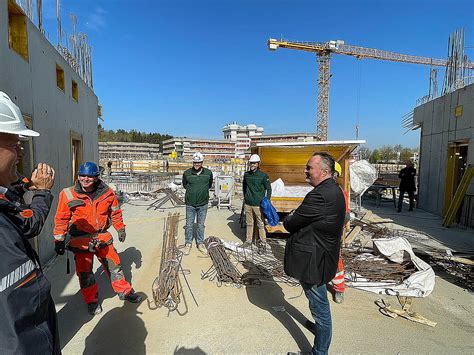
[41,0,473,148]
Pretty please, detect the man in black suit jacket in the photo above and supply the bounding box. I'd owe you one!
[397,161,416,212]
[284,152,346,355]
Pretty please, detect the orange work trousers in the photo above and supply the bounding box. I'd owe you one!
[74,244,132,304]
[330,253,345,293]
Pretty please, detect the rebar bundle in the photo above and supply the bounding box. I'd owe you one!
[147,188,184,210]
[342,249,415,283]
[229,239,300,287]
[151,213,183,311]
[201,237,241,286]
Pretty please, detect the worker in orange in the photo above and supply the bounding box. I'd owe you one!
[53,162,141,315]
[329,161,350,304]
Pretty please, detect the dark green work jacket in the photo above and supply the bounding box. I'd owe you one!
[243,169,272,206]
[182,167,213,207]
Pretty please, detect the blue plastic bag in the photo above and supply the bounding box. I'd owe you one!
[260,197,279,227]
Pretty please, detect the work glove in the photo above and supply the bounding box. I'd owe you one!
[118,228,127,243]
[55,241,65,255]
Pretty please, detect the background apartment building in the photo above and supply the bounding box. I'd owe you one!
[222,122,264,157]
[99,141,161,161]
[163,137,236,161]
[251,132,318,145]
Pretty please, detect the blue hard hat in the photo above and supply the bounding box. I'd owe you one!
[78,162,100,177]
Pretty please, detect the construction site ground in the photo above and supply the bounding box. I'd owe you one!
[46,198,474,354]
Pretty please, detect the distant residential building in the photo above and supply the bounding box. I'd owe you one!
[251,133,318,145]
[99,142,162,161]
[222,122,264,157]
[163,137,236,160]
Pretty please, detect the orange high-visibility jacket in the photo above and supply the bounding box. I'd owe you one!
[53,181,125,250]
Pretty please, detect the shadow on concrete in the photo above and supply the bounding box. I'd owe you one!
[242,260,312,352]
[361,200,474,252]
[226,212,246,242]
[174,346,206,354]
[83,296,147,354]
[57,247,143,349]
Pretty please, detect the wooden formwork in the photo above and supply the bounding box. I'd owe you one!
[251,140,365,233]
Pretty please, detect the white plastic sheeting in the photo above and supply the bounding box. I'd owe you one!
[346,237,436,298]
[271,178,313,198]
[350,160,378,196]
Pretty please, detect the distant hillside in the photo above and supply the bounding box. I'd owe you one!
[98,124,173,145]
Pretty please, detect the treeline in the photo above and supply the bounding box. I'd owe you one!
[357,145,418,164]
[98,124,173,145]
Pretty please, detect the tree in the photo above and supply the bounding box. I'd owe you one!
[357,146,371,160]
[400,148,413,163]
[379,145,397,163]
[97,125,173,151]
[369,149,381,163]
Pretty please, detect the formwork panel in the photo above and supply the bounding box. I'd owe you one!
[418,134,432,210]
[428,133,443,214]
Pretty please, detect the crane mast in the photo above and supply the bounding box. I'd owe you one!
[268,38,474,140]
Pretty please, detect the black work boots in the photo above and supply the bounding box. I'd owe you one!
[88,302,102,315]
[120,290,142,303]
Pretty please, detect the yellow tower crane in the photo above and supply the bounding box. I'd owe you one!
[268,38,474,140]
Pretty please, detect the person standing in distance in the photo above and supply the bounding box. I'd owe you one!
[397,161,416,212]
[242,154,271,253]
[284,152,346,355]
[182,152,213,255]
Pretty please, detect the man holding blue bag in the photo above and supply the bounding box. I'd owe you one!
[242,154,272,253]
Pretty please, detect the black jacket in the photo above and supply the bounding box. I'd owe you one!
[0,187,60,354]
[283,178,346,285]
[398,166,416,192]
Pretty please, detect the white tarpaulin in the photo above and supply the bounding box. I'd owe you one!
[271,178,313,198]
[346,237,435,297]
[350,160,378,196]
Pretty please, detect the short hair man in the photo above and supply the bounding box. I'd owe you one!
[182,152,213,255]
[242,154,271,252]
[54,161,142,315]
[283,152,346,354]
[0,91,60,353]
[397,160,416,212]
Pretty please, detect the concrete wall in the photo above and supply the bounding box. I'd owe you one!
[0,0,99,262]
[413,83,474,220]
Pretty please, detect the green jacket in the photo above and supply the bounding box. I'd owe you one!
[182,167,213,207]
[243,169,272,206]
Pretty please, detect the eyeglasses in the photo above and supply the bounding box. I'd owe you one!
[1,142,22,150]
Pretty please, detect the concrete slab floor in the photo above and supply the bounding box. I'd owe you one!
[45,199,474,354]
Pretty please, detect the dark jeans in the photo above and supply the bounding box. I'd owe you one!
[398,189,414,211]
[301,282,332,355]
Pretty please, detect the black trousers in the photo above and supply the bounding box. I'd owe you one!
[398,190,414,211]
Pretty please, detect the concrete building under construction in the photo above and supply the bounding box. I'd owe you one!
[413,82,473,227]
[0,0,99,261]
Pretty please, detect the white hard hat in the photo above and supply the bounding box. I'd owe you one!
[192,152,204,163]
[249,154,261,163]
[0,92,39,136]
